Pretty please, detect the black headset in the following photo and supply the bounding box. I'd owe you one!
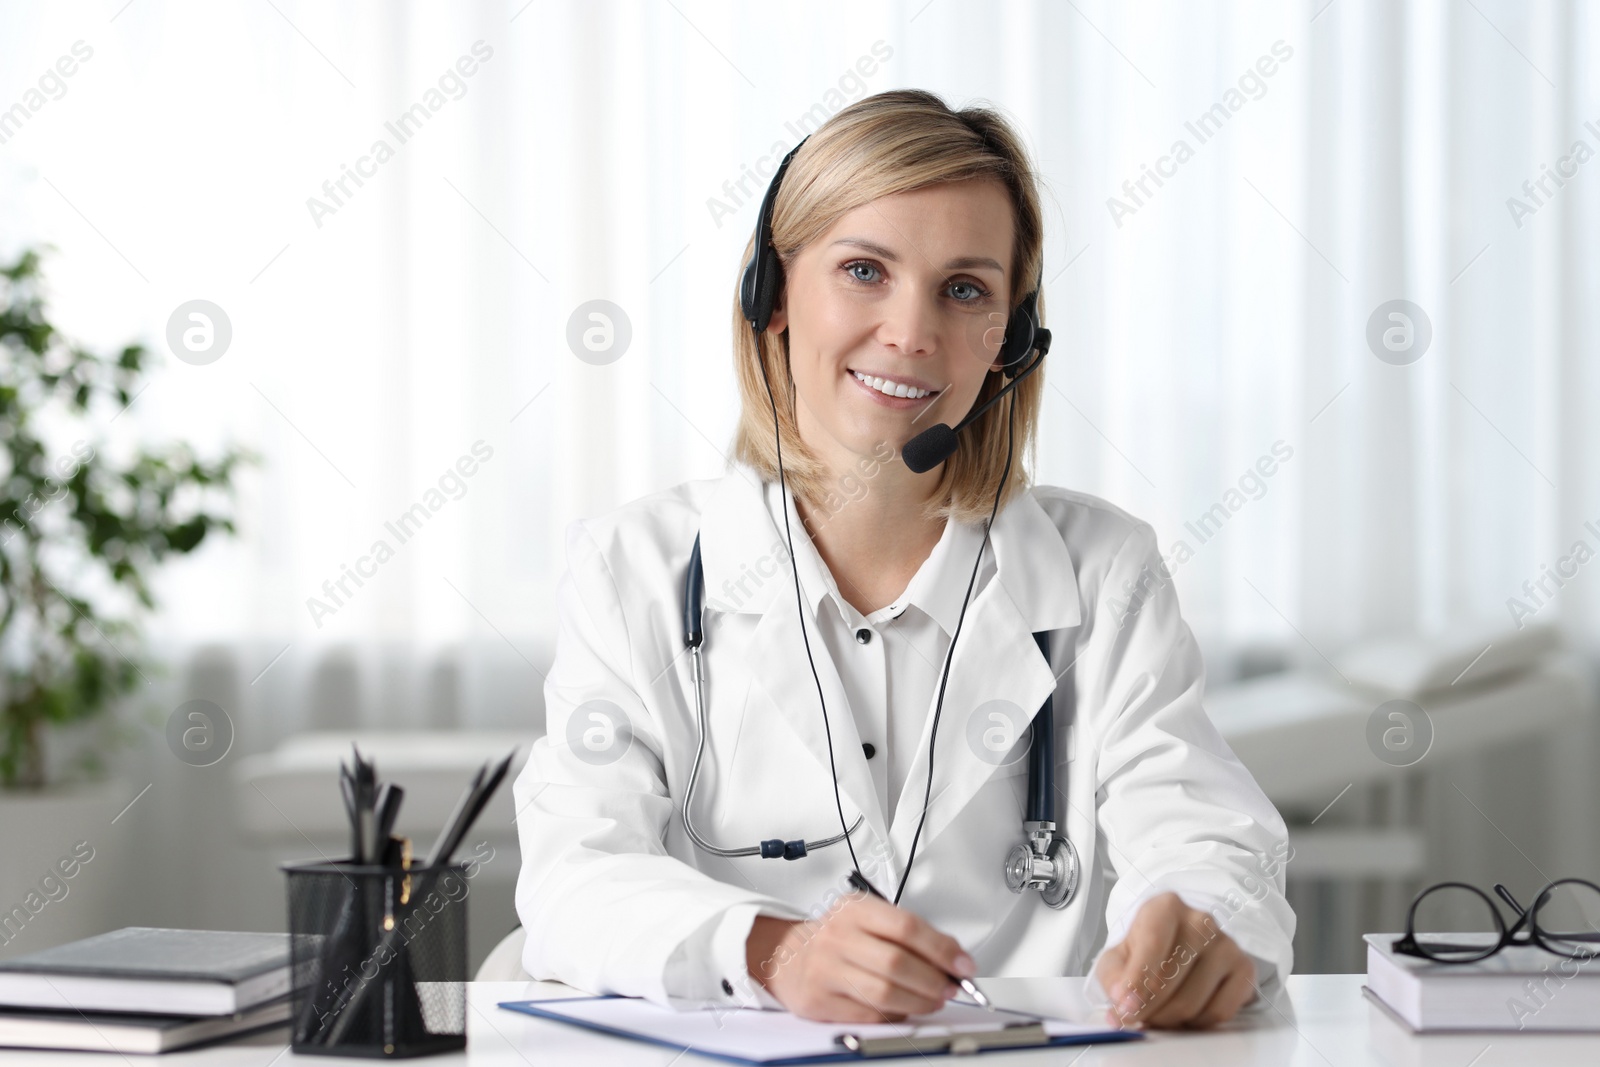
[739,135,1045,379]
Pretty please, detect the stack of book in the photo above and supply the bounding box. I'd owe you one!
[0,927,291,1054]
[1365,932,1600,1032]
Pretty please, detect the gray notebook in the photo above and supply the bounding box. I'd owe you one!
[0,927,291,1016]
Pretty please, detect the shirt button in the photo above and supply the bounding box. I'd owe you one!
[862,743,876,760]
[855,628,872,644]
[722,978,734,995]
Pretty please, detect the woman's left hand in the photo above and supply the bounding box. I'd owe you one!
[1093,892,1257,1029]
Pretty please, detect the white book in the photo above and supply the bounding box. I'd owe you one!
[1364,932,1600,1032]
[0,997,290,1054]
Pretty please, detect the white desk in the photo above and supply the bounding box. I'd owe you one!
[1,976,1594,1065]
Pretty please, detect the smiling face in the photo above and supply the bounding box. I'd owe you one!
[765,178,1016,476]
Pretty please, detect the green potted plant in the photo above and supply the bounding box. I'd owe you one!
[0,246,255,791]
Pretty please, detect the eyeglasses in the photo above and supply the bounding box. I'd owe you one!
[1393,878,1600,963]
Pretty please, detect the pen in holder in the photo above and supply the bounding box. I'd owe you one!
[283,856,469,1058]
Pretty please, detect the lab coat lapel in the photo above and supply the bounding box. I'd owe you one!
[888,491,1083,866]
[699,463,890,855]
[886,567,1056,864]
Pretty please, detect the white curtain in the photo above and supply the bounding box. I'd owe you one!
[3,0,1597,735]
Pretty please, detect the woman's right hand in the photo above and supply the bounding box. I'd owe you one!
[744,893,977,1022]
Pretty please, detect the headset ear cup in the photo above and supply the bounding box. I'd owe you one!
[739,257,759,326]
[998,304,1037,376]
[741,247,784,334]
[1000,286,1046,376]
[756,248,783,332]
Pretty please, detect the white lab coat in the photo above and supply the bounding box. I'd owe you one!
[513,459,1295,1009]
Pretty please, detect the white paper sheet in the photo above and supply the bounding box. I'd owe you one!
[500,995,1123,1063]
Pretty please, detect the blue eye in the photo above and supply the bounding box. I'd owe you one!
[839,260,992,303]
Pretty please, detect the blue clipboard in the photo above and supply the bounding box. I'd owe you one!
[498,995,1140,1063]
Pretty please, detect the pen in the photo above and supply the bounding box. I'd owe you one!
[375,782,404,846]
[351,745,377,864]
[846,870,994,1012]
[339,763,358,859]
[428,748,516,867]
[426,763,486,868]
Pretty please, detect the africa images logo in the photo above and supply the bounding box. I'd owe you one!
[305,41,495,229]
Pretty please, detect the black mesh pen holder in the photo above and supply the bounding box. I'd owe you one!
[283,859,470,1058]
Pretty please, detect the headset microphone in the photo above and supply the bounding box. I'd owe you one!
[900,338,1049,474]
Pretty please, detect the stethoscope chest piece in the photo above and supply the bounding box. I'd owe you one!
[1004,819,1080,909]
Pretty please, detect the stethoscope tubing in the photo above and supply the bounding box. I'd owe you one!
[679,637,865,858]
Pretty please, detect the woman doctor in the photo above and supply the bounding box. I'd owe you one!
[513,89,1294,1029]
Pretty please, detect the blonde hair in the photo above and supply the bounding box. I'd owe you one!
[729,89,1047,526]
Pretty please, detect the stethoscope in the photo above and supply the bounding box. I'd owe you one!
[678,530,1080,909]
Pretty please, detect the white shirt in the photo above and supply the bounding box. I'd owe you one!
[771,477,995,827]
[665,479,1009,1007]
